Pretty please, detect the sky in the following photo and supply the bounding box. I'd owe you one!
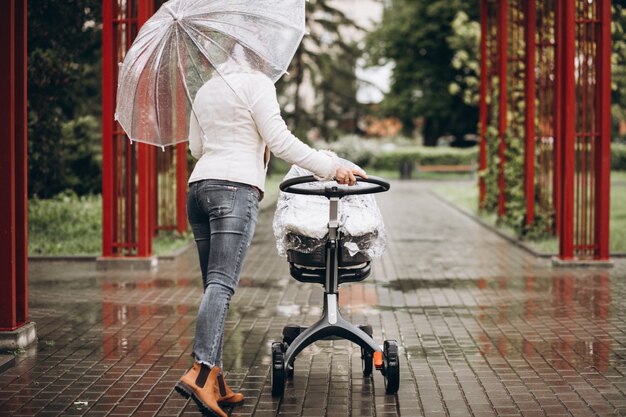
[330,0,392,104]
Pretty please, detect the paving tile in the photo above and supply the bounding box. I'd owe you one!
[1,180,625,416]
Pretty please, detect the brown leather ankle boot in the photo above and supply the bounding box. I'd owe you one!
[216,373,244,406]
[175,362,227,417]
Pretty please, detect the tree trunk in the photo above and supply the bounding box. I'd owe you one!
[293,50,303,128]
[422,117,438,147]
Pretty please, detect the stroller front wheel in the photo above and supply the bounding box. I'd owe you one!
[383,340,400,394]
[361,347,373,376]
[271,342,286,397]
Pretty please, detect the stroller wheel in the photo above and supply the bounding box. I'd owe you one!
[358,324,374,377]
[358,324,373,338]
[286,361,294,378]
[383,340,400,394]
[282,324,302,346]
[361,347,373,376]
[271,342,285,397]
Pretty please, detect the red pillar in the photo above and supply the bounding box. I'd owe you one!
[0,0,29,331]
[479,0,488,210]
[497,0,508,218]
[136,1,155,257]
[137,143,153,257]
[524,0,537,226]
[101,0,114,257]
[553,0,563,236]
[558,0,576,260]
[594,0,611,260]
[176,143,188,234]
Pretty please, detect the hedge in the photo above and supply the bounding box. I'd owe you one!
[369,143,625,171]
[370,146,479,170]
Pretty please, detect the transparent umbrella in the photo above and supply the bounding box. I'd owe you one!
[115,0,305,148]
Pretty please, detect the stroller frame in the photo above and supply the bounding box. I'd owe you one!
[271,175,399,397]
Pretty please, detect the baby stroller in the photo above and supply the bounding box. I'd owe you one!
[270,174,400,396]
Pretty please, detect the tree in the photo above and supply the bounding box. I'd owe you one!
[367,0,479,145]
[276,0,363,141]
[612,2,626,141]
[27,0,102,197]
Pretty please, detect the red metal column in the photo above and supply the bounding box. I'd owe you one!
[594,0,611,260]
[558,0,576,260]
[152,149,159,237]
[137,143,153,257]
[0,0,28,331]
[102,0,155,258]
[497,0,508,218]
[479,0,488,209]
[152,0,185,237]
[101,0,114,257]
[176,143,188,234]
[136,1,155,257]
[553,0,563,235]
[524,0,537,226]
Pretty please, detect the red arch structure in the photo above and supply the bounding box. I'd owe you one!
[478,0,612,261]
[100,0,611,263]
[101,0,188,262]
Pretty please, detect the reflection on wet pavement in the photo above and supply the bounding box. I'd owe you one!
[1,181,625,416]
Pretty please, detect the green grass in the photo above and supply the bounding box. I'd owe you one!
[431,172,626,254]
[28,193,102,256]
[28,193,191,256]
[612,170,626,182]
[153,230,193,256]
[261,174,284,211]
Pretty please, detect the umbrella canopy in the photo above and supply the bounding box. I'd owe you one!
[115,0,305,147]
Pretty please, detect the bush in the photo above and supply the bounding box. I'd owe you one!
[314,135,379,167]
[612,143,626,171]
[267,157,291,176]
[371,146,479,170]
[28,192,102,255]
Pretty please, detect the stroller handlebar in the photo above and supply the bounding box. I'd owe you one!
[279,175,390,198]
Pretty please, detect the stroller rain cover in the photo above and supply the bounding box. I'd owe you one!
[273,157,387,259]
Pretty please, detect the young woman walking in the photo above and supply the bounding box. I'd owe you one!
[175,66,365,417]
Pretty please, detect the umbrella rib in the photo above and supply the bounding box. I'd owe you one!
[186,19,284,73]
[117,23,165,114]
[141,28,171,145]
[152,29,174,146]
[173,26,203,141]
[119,27,165,92]
[125,39,165,141]
[181,35,207,89]
[177,24,248,105]
[190,10,304,32]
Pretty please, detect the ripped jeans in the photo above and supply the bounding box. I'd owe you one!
[187,179,260,368]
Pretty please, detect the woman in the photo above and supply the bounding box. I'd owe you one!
[175,63,366,417]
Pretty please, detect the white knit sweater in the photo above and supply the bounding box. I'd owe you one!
[188,71,335,191]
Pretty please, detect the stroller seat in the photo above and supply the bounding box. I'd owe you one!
[270,174,400,397]
[287,233,372,284]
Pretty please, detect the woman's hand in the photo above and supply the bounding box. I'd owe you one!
[334,166,368,186]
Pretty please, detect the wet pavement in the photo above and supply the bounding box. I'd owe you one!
[2,180,626,417]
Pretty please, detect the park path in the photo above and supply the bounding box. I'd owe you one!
[1,180,625,417]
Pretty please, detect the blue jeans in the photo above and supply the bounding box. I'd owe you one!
[187,179,260,367]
